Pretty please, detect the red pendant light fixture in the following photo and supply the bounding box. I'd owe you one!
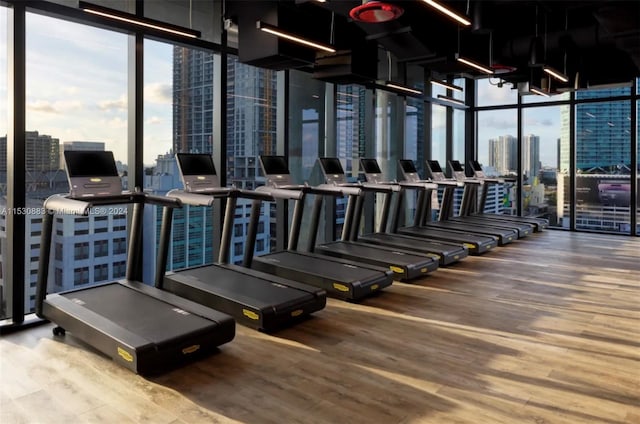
[349,1,404,23]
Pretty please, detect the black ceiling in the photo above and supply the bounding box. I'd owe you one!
[229,0,640,90]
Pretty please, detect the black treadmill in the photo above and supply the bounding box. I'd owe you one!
[417,159,519,246]
[444,160,535,237]
[307,158,438,281]
[246,155,394,301]
[387,159,498,254]
[318,158,468,265]
[35,150,235,375]
[465,159,549,232]
[157,153,327,331]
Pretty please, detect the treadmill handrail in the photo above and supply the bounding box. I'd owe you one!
[399,181,439,190]
[167,188,230,207]
[43,194,93,215]
[254,186,305,201]
[315,183,362,197]
[143,192,184,208]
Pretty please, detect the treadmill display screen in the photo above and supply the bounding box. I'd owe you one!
[399,159,417,173]
[360,158,382,174]
[261,156,290,174]
[177,154,217,175]
[320,158,344,174]
[469,160,483,171]
[426,160,443,173]
[449,160,464,172]
[65,151,118,177]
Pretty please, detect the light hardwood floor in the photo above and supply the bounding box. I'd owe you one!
[1,230,639,423]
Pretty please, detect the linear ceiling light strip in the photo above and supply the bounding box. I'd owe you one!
[79,1,201,38]
[257,21,336,53]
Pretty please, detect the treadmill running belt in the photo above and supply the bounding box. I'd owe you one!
[173,265,315,307]
[63,284,216,344]
[256,251,382,282]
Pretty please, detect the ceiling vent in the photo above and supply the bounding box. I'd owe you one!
[349,1,404,23]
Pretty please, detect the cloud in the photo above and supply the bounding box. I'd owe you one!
[27,99,84,114]
[145,116,163,125]
[479,114,517,130]
[145,83,172,104]
[524,117,554,127]
[99,95,127,111]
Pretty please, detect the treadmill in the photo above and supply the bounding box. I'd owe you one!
[35,150,235,375]
[419,159,519,246]
[308,157,439,281]
[318,157,468,265]
[247,155,394,301]
[466,159,549,232]
[445,160,535,237]
[389,159,498,254]
[157,153,327,331]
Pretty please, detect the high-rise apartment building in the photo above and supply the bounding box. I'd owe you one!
[488,135,517,176]
[1,131,60,174]
[522,134,540,182]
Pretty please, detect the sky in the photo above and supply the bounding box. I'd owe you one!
[0,11,173,166]
[0,8,602,171]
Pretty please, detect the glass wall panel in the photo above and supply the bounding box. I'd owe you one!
[404,97,424,223]
[477,78,517,107]
[373,90,401,229]
[574,98,631,233]
[288,70,325,246]
[636,98,639,235]
[337,84,366,177]
[430,104,446,170]
[142,40,217,279]
[336,84,366,238]
[452,108,465,165]
[476,109,518,215]
[521,106,566,227]
[0,5,7,319]
[404,97,423,171]
[24,13,128,312]
[226,56,277,258]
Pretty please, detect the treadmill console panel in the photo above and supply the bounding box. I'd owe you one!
[359,158,385,184]
[176,153,221,192]
[448,160,466,182]
[259,155,294,187]
[318,158,349,184]
[425,160,446,181]
[469,160,486,179]
[64,150,123,198]
[398,159,421,183]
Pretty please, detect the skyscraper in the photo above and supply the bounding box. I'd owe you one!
[522,134,540,182]
[488,135,517,175]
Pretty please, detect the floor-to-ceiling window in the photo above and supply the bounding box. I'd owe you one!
[452,78,466,165]
[227,55,277,260]
[23,12,128,313]
[574,97,631,233]
[336,84,367,237]
[521,105,566,227]
[142,40,217,280]
[288,70,325,247]
[337,84,366,177]
[477,108,518,215]
[0,4,8,320]
[430,104,447,171]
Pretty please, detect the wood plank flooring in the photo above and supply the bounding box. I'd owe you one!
[1,230,639,423]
